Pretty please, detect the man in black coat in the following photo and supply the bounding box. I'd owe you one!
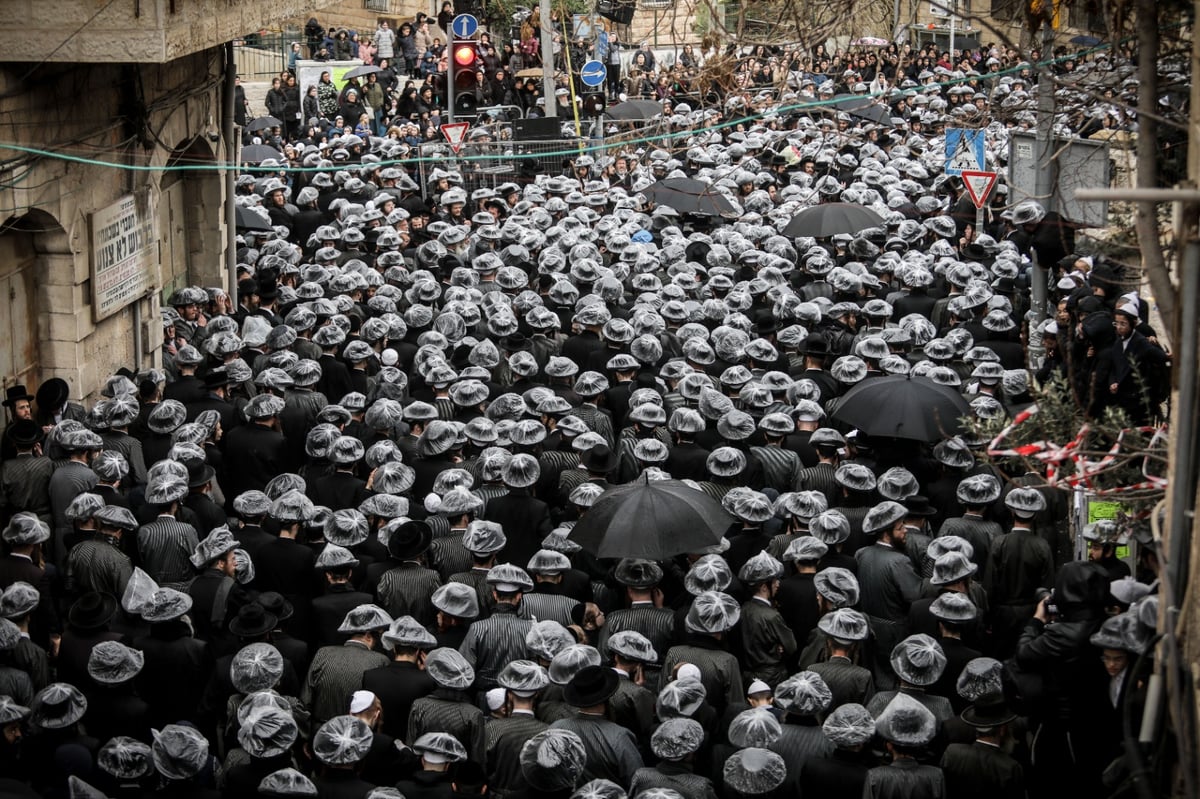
[796,702,874,799]
[362,617,439,739]
[222,395,290,498]
[484,486,553,569]
[312,553,374,647]
[940,699,1025,799]
[184,369,238,434]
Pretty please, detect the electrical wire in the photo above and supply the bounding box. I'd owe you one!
[0,40,1173,186]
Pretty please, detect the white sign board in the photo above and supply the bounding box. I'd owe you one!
[1007,132,1111,227]
[90,193,156,321]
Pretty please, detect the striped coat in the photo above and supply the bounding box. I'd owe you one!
[408,690,486,760]
[460,604,532,688]
[137,516,200,588]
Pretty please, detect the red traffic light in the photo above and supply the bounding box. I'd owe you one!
[454,42,477,67]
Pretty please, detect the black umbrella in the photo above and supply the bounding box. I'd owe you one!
[235,205,273,232]
[604,99,663,121]
[643,177,738,217]
[830,375,972,441]
[782,202,885,238]
[828,95,892,125]
[343,65,383,80]
[240,144,285,164]
[246,116,283,132]
[568,476,734,559]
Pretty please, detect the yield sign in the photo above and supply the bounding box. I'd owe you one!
[961,169,998,209]
[441,122,470,154]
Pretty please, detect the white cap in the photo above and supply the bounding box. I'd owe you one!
[381,348,399,367]
[486,687,507,711]
[349,690,376,714]
[747,679,771,695]
[677,663,702,682]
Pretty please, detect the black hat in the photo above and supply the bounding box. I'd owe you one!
[6,419,43,447]
[799,333,831,357]
[257,591,295,623]
[202,369,232,391]
[237,278,260,297]
[755,316,778,336]
[258,280,280,301]
[581,444,619,473]
[563,665,620,707]
[501,334,531,352]
[3,385,33,408]
[387,520,433,560]
[902,495,938,517]
[35,378,70,412]
[187,461,216,488]
[229,602,279,638]
[68,592,118,630]
[960,696,1017,727]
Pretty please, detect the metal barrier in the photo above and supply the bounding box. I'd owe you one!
[234,32,303,79]
[416,139,587,200]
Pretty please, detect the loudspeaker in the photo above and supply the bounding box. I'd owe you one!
[514,117,561,140]
[597,0,635,25]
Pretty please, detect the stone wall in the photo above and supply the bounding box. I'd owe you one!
[0,51,227,403]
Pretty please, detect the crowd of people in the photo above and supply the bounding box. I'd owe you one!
[0,17,1180,799]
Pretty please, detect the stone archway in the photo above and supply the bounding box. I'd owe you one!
[0,209,69,394]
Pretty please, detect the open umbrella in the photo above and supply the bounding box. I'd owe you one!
[235,205,273,232]
[828,94,891,125]
[852,36,890,46]
[782,202,884,238]
[239,144,285,164]
[604,99,663,121]
[643,177,737,217]
[830,375,972,441]
[568,476,734,559]
[245,116,283,132]
[343,64,383,80]
[1069,34,1101,46]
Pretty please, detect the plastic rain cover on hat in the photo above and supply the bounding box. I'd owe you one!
[520,728,587,790]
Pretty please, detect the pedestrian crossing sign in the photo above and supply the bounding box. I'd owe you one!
[945,128,986,176]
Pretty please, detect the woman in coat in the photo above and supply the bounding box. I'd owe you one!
[302,85,320,127]
[282,74,302,139]
[317,71,340,118]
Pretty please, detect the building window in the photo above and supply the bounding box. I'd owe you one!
[365,0,391,12]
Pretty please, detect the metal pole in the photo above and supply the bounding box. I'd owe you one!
[948,0,955,63]
[541,0,558,117]
[223,42,238,301]
[1033,22,1056,215]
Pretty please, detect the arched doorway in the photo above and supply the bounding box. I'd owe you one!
[0,209,68,394]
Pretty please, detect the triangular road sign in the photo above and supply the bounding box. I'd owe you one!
[441,122,470,154]
[961,169,998,209]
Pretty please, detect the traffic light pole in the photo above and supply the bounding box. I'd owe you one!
[447,67,456,124]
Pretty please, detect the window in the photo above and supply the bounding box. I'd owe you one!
[365,0,391,11]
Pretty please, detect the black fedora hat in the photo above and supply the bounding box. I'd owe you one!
[6,419,43,447]
[563,665,620,708]
[961,696,1017,727]
[902,495,938,517]
[388,520,433,560]
[799,333,831,357]
[187,461,216,488]
[257,591,295,623]
[3,384,33,408]
[202,369,231,391]
[501,333,531,352]
[228,602,279,638]
[68,592,118,631]
[581,443,619,474]
[35,378,70,412]
[755,316,778,336]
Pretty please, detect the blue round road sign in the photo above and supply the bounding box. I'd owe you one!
[580,60,607,87]
[451,14,479,38]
